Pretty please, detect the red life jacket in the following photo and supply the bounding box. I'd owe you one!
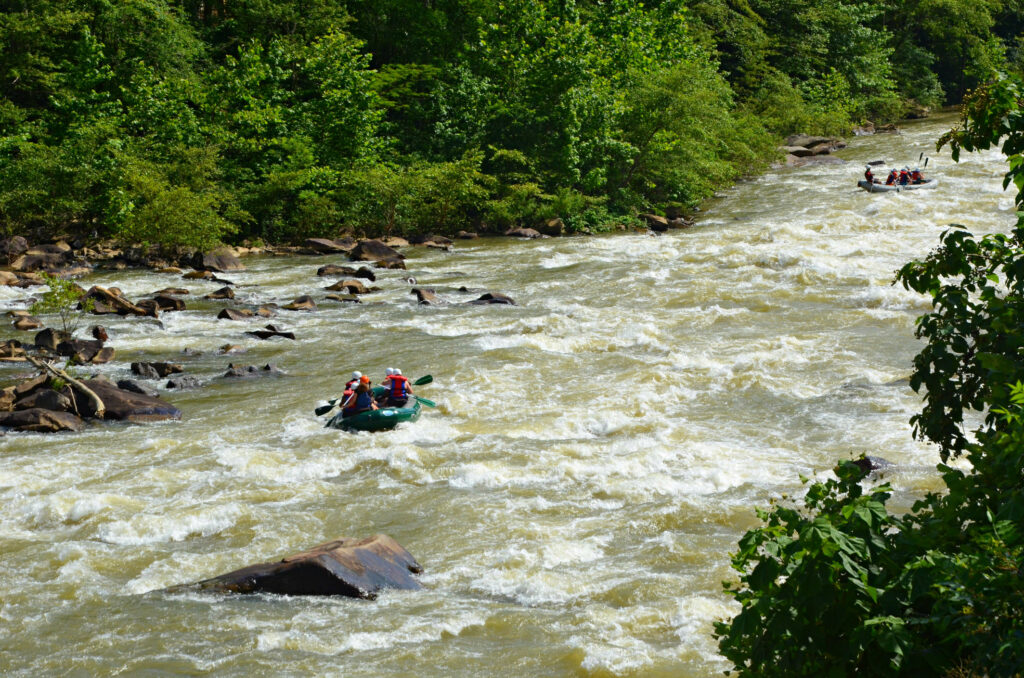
[911,170,923,182]
[389,374,409,398]
[886,172,897,185]
[864,169,873,181]
[899,170,909,184]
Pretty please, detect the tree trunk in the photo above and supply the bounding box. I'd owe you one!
[25,356,105,419]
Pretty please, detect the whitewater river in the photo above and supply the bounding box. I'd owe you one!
[0,114,1014,676]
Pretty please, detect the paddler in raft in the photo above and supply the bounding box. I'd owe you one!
[341,375,378,418]
[864,165,878,184]
[380,367,414,407]
[911,167,926,184]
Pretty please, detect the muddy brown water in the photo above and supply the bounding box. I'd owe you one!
[0,114,1012,676]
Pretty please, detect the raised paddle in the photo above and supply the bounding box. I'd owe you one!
[315,375,433,415]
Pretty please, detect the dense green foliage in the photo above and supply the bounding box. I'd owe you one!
[715,75,1024,677]
[2,0,1023,247]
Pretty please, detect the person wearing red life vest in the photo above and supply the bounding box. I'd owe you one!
[898,168,910,185]
[864,165,876,183]
[342,375,377,417]
[910,168,924,184]
[885,169,897,185]
[382,367,413,407]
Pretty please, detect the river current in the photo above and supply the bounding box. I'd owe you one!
[0,114,1013,676]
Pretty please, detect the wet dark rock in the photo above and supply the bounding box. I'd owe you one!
[0,236,29,258]
[0,339,25,359]
[34,328,72,352]
[152,295,186,312]
[505,227,542,239]
[317,263,354,277]
[172,534,422,599]
[467,292,516,305]
[131,362,183,379]
[538,218,564,237]
[350,240,405,266]
[91,347,115,364]
[183,270,216,280]
[245,324,296,340]
[50,265,92,278]
[190,249,244,272]
[409,233,453,249]
[10,252,68,272]
[15,388,71,412]
[324,279,369,295]
[304,237,356,254]
[84,286,148,316]
[166,376,202,390]
[13,375,49,399]
[0,408,84,433]
[374,257,406,270]
[156,266,184,274]
[256,306,276,318]
[78,378,181,421]
[640,214,669,232]
[116,379,160,398]
[218,344,246,355]
[13,316,43,331]
[282,295,316,311]
[222,363,284,378]
[456,231,479,240]
[133,299,161,317]
[669,217,694,229]
[91,325,108,343]
[205,286,235,300]
[325,293,360,303]
[411,288,443,305]
[154,288,189,296]
[217,308,254,321]
[851,456,893,475]
[0,386,15,411]
[56,339,103,363]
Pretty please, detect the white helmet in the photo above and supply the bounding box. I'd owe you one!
[351,371,362,380]
[385,367,395,376]
[394,368,402,376]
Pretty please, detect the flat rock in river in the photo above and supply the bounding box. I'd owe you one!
[0,408,84,433]
[169,534,422,599]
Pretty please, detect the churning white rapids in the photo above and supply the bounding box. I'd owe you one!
[0,114,1013,676]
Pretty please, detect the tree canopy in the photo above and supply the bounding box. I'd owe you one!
[1,0,1023,248]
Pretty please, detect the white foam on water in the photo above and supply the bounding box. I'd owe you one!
[96,503,244,545]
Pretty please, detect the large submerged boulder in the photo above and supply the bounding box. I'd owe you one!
[350,240,405,269]
[78,378,181,422]
[172,534,422,599]
[0,408,83,432]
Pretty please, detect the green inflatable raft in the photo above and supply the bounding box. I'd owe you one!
[325,386,421,432]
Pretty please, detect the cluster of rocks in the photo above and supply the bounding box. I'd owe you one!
[0,369,182,433]
[1,325,115,366]
[780,134,848,167]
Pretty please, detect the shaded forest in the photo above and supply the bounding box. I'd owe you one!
[2,0,1021,248]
